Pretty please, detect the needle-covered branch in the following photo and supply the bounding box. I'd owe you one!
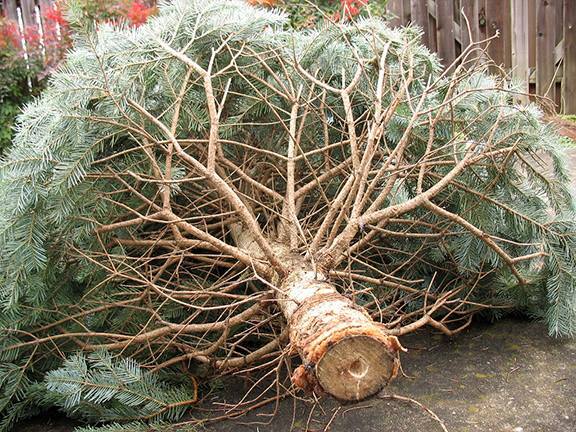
[0,1,575,430]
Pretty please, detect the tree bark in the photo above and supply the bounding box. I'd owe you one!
[278,260,404,401]
[232,219,403,401]
[233,225,403,401]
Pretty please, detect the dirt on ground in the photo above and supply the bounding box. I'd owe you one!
[203,317,576,432]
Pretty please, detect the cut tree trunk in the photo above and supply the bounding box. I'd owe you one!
[278,262,403,401]
[233,226,403,401]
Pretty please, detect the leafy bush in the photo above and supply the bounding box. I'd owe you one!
[64,0,157,27]
[276,0,385,28]
[0,1,157,155]
[0,20,44,154]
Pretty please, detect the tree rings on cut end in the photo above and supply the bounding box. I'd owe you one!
[315,335,398,401]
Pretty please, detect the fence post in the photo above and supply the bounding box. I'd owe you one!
[20,0,37,28]
[436,0,455,67]
[536,0,556,104]
[460,0,480,63]
[511,0,530,104]
[485,0,512,69]
[387,0,406,27]
[410,0,430,46]
[563,0,576,114]
[3,0,19,21]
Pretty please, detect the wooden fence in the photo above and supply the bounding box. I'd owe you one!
[1,0,53,30]
[2,0,576,113]
[1,0,62,69]
[386,0,576,114]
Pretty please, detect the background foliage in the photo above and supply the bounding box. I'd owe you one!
[0,0,157,155]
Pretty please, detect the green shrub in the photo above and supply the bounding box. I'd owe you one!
[0,50,44,154]
[279,0,386,28]
[0,1,158,155]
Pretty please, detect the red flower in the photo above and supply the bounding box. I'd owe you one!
[43,3,68,28]
[126,1,155,27]
[42,2,71,48]
[1,1,156,74]
[340,0,369,19]
[23,26,41,49]
[0,19,21,50]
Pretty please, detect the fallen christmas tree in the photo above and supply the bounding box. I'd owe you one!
[1,0,575,430]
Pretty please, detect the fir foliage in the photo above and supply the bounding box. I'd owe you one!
[0,0,575,430]
[44,350,196,423]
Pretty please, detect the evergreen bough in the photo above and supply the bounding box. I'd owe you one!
[0,0,575,429]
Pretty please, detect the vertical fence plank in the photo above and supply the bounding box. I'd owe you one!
[461,0,480,63]
[3,0,19,21]
[461,0,480,44]
[436,0,456,66]
[402,0,412,23]
[555,0,564,45]
[563,0,576,113]
[511,0,530,103]
[428,0,438,52]
[554,0,563,109]
[537,0,557,103]
[411,0,430,46]
[477,0,488,41]
[528,0,537,68]
[485,0,512,68]
[387,0,406,27]
[20,0,37,28]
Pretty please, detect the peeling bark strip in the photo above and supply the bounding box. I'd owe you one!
[278,268,404,401]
